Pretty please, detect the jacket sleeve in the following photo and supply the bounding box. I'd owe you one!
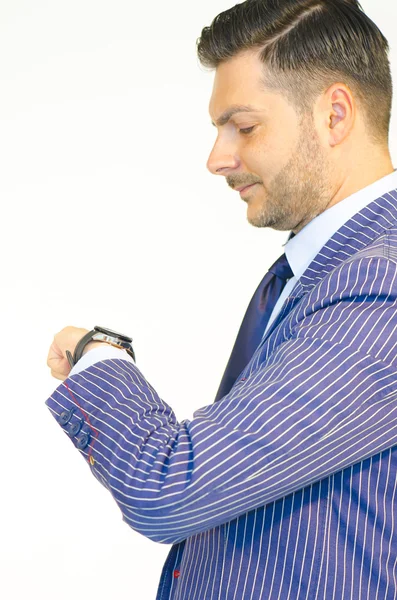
[45,256,397,545]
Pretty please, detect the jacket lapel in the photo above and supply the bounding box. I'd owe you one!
[259,188,397,345]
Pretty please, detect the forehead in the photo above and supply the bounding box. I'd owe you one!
[208,51,274,122]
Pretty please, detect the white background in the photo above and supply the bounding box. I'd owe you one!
[1,1,397,598]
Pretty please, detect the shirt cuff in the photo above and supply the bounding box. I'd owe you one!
[69,345,135,377]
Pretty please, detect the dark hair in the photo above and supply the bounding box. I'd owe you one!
[197,0,393,147]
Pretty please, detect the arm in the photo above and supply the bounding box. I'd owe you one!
[45,256,397,545]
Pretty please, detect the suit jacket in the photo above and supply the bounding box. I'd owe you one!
[46,187,397,599]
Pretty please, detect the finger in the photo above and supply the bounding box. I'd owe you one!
[46,343,62,368]
[49,340,63,359]
[48,357,70,378]
[50,369,67,381]
[47,353,67,371]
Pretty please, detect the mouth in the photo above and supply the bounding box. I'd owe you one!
[237,183,258,195]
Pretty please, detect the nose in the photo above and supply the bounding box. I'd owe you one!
[206,137,239,175]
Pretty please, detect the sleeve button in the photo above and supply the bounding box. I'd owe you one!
[58,408,75,426]
[76,432,91,450]
[68,419,84,437]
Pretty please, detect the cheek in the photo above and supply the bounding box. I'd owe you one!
[267,130,292,159]
[244,138,279,177]
[262,133,297,175]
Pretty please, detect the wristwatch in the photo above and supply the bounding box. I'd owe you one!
[66,325,136,368]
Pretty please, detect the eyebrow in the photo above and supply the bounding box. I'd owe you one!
[211,105,259,127]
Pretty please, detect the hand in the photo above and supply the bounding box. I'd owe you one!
[47,326,96,381]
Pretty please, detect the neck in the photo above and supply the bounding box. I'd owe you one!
[325,152,395,212]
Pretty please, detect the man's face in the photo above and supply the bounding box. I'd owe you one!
[207,51,333,233]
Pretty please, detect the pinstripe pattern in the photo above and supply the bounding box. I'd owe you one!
[46,189,397,599]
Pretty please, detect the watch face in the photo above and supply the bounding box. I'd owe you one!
[94,325,132,343]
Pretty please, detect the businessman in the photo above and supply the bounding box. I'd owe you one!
[46,1,397,598]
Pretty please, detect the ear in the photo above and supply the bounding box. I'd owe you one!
[328,85,355,146]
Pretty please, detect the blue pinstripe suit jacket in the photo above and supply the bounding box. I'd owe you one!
[46,188,397,599]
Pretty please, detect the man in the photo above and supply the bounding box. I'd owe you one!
[46,0,397,598]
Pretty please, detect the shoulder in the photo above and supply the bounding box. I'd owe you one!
[317,227,397,302]
[342,226,397,264]
[290,244,397,366]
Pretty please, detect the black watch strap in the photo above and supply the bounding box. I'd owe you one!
[66,327,136,369]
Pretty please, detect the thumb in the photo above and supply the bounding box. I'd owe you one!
[47,340,71,380]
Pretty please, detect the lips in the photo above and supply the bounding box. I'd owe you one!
[236,183,257,193]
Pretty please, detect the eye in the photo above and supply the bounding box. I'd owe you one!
[239,126,255,135]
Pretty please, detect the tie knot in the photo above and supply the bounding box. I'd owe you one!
[268,253,294,281]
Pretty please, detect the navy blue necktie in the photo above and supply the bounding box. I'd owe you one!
[214,253,293,403]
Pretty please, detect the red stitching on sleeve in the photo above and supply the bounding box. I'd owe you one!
[64,382,99,464]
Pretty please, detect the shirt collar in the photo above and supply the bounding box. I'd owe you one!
[284,168,397,281]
